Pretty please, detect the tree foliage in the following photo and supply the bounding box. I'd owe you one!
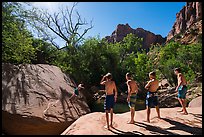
[22,2,93,49]
[2,2,36,64]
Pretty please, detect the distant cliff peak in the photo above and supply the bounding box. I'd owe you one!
[105,24,166,50]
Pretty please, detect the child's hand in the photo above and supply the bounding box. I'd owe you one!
[114,96,117,102]
[127,97,130,102]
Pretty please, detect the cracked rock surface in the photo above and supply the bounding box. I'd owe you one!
[2,63,90,135]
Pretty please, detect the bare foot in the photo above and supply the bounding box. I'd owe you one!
[143,120,150,123]
[104,125,110,130]
[180,112,188,115]
[127,120,135,124]
[177,109,183,112]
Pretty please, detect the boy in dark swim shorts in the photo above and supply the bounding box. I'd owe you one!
[100,73,117,130]
[174,68,188,115]
[146,92,159,108]
[104,94,115,111]
[145,71,160,123]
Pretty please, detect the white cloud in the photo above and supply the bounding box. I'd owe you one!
[32,2,61,13]
[32,2,75,14]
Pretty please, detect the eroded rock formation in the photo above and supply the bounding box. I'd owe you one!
[167,2,202,42]
[2,63,90,135]
[105,23,166,49]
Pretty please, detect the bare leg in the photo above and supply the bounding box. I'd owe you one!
[177,108,183,112]
[105,110,110,130]
[155,106,161,118]
[69,93,75,100]
[110,108,113,127]
[128,107,135,124]
[146,106,150,123]
[177,98,184,112]
[181,99,188,115]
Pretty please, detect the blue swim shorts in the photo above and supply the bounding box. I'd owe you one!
[178,85,187,99]
[146,91,159,108]
[104,94,115,110]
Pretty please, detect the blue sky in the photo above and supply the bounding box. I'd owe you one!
[31,2,186,47]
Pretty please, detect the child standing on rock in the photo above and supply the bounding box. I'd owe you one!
[126,72,138,124]
[144,71,160,123]
[100,73,117,130]
[174,68,188,115]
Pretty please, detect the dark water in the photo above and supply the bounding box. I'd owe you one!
[90,98,146,113]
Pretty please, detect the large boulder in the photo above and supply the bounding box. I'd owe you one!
[61,107,202,135]
[188,96,202,108]
[2,63,90,135]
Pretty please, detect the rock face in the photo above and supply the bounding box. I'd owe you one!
[166,2,202,42]
[158,83,202,108]
[61,107,202,135]
[188,96,202,108]
[2,63,90,135]
[105,23,166,49]
[158,87,180,108]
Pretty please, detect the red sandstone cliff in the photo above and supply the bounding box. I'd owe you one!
[166,2,202,42]
[105,23,166,50]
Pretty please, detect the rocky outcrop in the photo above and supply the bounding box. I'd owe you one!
[105,23,166,49]
[2,63,90,135]
[158,87,180,108]
[61,107,202,135]
[157,82,202,108]
[188,96,202,108]
[167,2,202,42]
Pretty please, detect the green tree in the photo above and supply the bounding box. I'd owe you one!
[32,38,59,64]
[2,2,36,64]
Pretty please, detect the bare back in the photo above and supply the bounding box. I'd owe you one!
[178,73,187,86]
[127,80,138,94]
[105,81,117,95]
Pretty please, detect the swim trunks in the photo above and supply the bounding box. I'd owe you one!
[74,88,79,96]
[178,85,187,99]
[104,94,115,110]
[128,93,137,108]
[146,91,159,108]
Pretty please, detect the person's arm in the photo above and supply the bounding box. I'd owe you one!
[175,74,182,91]
[113,82,117,102]
[135,81,139,93]
[100,75,106,85]
[145,81,151,90]
[127,80,131,102]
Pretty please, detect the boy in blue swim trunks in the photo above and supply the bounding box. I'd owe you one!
[69,83,84,100]
[174,68,188,115]
[126,73,138,124]
[145,71,160,123]
[100,73,117,130]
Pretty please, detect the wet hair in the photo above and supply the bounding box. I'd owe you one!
[149,71,156,78]
[174,67,181,73]
[126,72,132,78]
[106,73,112,80]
